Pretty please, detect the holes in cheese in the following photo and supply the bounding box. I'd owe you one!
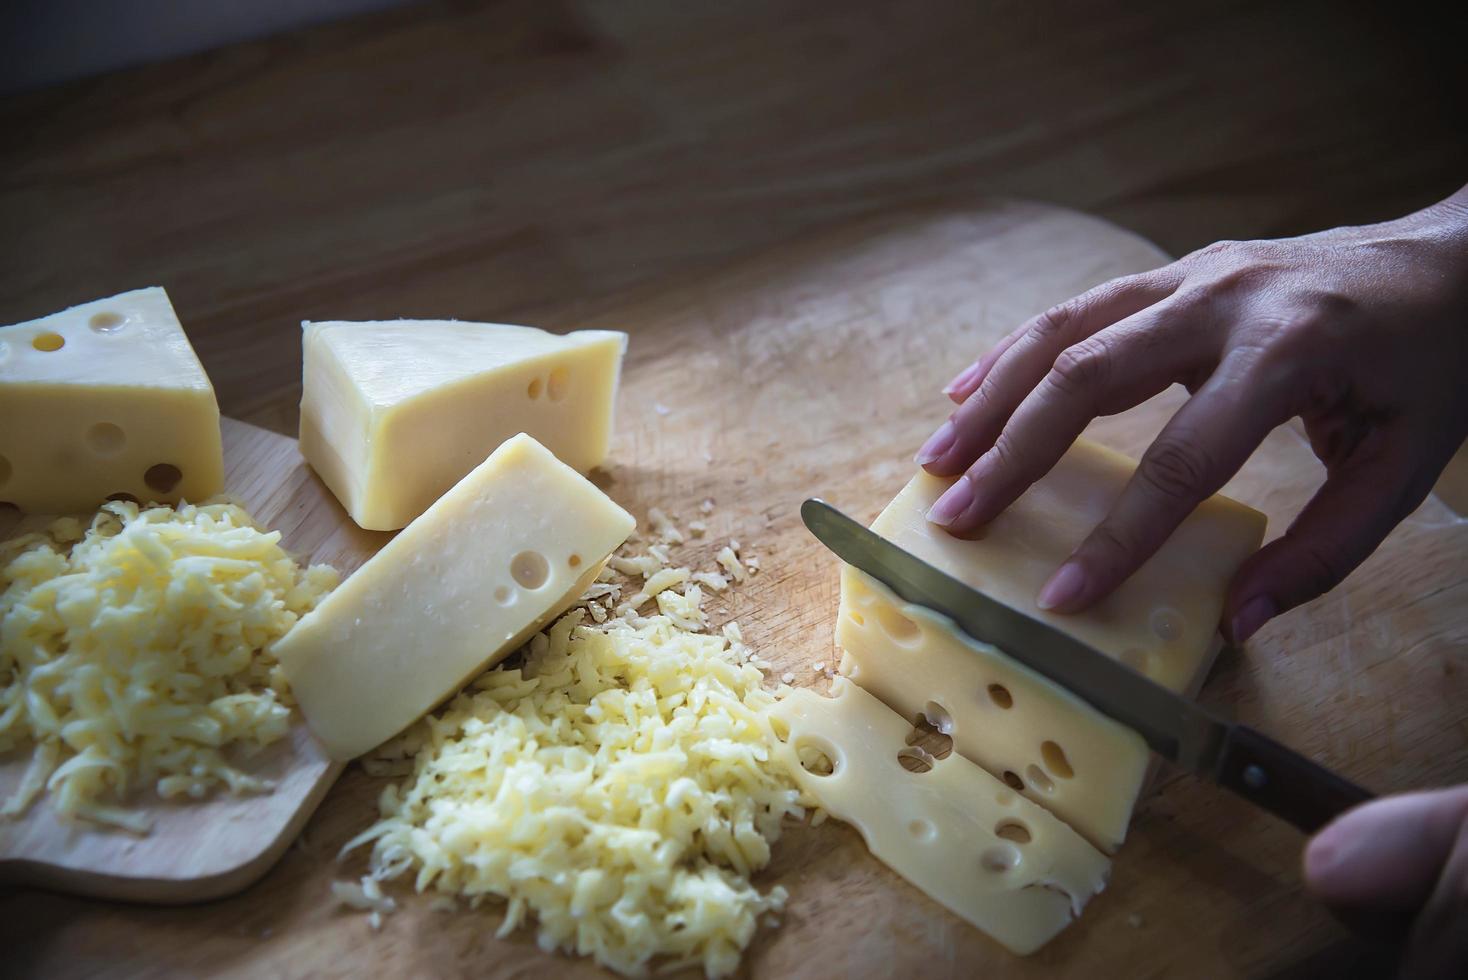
[1025,764,1056,795]
[298,319,626,531]
[995,819,1032,844]
[0,287,224,514]
[493,585,513,605]
[772,681,1110,955]
[510,550,550,590]
[144,462,183,494]
[274,434,636,760]
[875,602,920,642]
[568,552,582,568]
[834,442,1266,855]
[795,737,838,776]
[898,746,936,773]
[922,699,953,734]
[89,311,125,332]
[980,843,1022,873]
[86,422,127,456]
[1041,740,1074,778]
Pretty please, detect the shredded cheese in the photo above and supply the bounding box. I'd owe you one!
[341,508,804,977]
[0,500,338,831]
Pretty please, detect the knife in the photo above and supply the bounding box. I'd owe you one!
[801,498,1373,833]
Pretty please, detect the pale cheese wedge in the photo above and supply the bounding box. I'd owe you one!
[771,680,1110,955]
[0,287,223,513]
[838,438,1266,851]
[300,319,626,530]
[274,433,635,760]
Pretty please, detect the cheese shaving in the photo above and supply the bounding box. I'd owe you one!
[0,500,338,830]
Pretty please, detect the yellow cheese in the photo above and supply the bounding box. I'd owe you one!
[838,438,1266,850]
[344,608,803,978]
[299,319,626,530]
[274,433,635,760]
[770,680,1110,955]
[841,569,1146,853]
[0,500,338,831]
[0,287,223,514]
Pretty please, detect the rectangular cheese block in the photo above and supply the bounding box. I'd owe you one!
[771,680,1110,955]
[0,287,223,513]
[839,439,1266,850]
[300,319,626,530]
[273,433,635,760]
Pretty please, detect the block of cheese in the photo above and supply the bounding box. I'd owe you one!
[299,319,626,530]
[842,569,1146,852]
[0,287,223,513]
[273,433,635,760]
[838,439,1266,850]
[771,680,1110,955]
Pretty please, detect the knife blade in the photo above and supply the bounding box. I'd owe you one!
[801,498,1372,833]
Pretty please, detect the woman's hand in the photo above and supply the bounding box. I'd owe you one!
[1306,785,1468,977]
[916,186,1468,641]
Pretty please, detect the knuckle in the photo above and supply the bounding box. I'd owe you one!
[1138,438,1215,504]
[1031,296,1087,341]
[1283,533,1351,600]
[1048,339,1111,398]
[1082,522,1137,569]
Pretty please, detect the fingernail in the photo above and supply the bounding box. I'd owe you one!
[941,362,982,397]
[926,477,973,526]
[914,420,957,466]
[1037,561,1086,611]
[1231,596,1276,644]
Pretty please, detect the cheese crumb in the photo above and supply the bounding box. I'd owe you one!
[344,609,804,978]
[813,662,825,672]
[780,672,795,685]
[0,500,337,831]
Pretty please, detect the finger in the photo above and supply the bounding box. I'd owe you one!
[942,322,1028,403]
[918,268,1183,473]
[1223,434,1430,643]
[1023,353,1287,612]
[1402,805,1468,979]
[1305,786,1468,909]
[926,297,1219,536]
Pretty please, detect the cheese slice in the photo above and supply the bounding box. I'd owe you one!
[274,433,635,760]
[300,319,626,530]
[0,287,223,513]
[771,680,1110,955]
[841,569,1146,853]
[838,439,1266,850]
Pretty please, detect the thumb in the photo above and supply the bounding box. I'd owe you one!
[1305,786,1468,910]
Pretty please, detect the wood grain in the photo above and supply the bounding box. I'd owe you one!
[2,0,1465,439]
[0,420,389,903]
[4,199,1462,977]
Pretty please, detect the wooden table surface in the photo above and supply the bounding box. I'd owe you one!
[4,2,1467,977]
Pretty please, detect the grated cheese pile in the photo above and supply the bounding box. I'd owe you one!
[342,506,804,977]
[0,500,339,831]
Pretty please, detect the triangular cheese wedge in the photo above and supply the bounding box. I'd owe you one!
[300,319,626,531]
[0,287,223,513]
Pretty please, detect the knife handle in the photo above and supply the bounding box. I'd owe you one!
[1215,724,1375,833]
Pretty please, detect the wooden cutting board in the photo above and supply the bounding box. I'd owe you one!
[4,200,1465,978]
[0,421,392,902]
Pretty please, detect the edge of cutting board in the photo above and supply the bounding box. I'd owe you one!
[0,419,381,904]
